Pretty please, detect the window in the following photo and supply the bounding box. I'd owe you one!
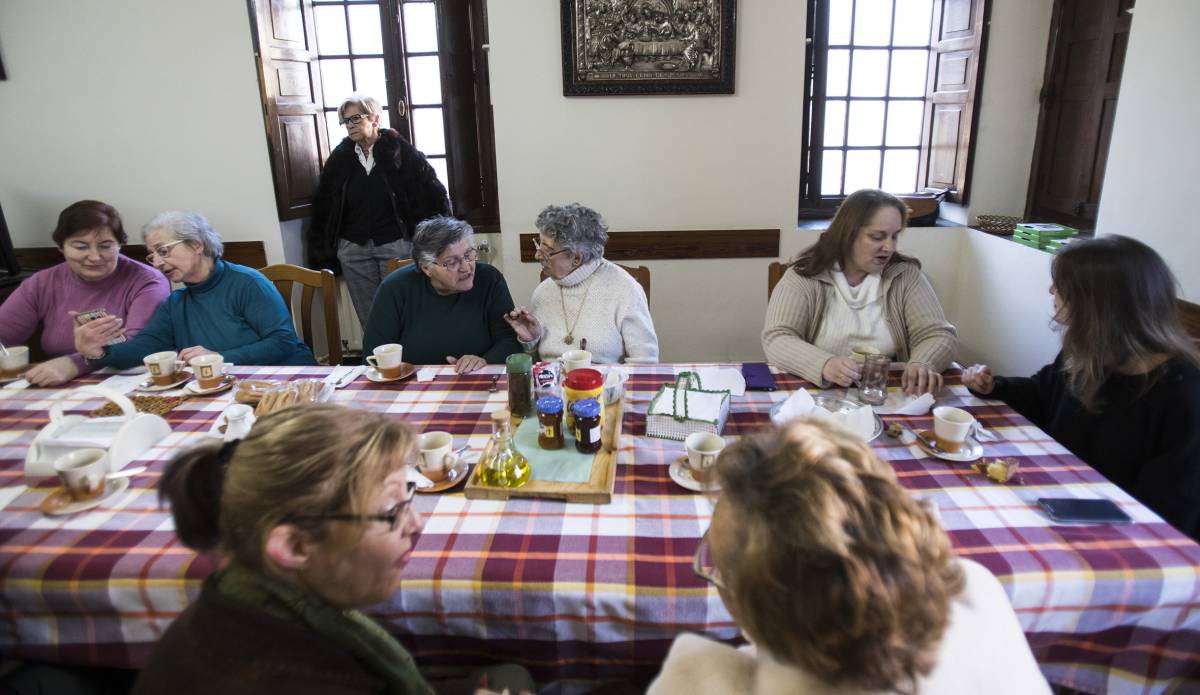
[251,0,499,230]
[799,0,988,216]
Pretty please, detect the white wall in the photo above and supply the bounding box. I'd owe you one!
[487,0,805,362]
[0,0,284,263]
[1096,0,1200,302]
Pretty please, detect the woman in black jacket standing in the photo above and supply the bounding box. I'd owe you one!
[306,94,450,326]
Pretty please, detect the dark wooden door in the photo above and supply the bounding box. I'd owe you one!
[1027,0,1132,230]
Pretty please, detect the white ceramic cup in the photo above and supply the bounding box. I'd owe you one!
[0,346,30,379]
[189,354,226,389]
[684,432,725,482]
[367,344,404,378]
[932,406,975,453]
[417,430,456,482]
[560,349,592,373]
[53,448,109,501]
[144,351,185,385]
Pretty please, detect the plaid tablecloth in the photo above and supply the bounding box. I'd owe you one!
[0,364,1197,694]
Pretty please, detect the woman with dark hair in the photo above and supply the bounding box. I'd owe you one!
[964,235,1200,540]
[134,404,534,695]
[763,189,957,395]
[648,419,1047,694]
[0,200,169,385]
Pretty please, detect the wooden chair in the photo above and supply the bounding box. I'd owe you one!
[767,261,788,299]
[387,258,415,274]
[539,264,651,300]
[259,263,342,365]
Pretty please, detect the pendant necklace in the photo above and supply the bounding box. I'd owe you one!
[559,280,592,345]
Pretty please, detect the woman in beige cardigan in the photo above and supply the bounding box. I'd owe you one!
[763,189,956,394]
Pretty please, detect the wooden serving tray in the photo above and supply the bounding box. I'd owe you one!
[464,397,624,504]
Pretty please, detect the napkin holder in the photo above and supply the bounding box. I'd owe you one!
[646,371,731,441]
[25,385,171,478]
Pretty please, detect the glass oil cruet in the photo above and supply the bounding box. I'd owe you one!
[479,408,531,488]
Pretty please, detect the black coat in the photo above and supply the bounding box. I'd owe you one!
[306,129,450,274]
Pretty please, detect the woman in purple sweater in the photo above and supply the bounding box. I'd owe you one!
[0,201,169,385]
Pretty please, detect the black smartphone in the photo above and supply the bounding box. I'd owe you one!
[742,362,777,391]
[1037,498,1132,524]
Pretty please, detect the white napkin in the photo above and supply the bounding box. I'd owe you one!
[769,388,815,424]
[416,368,438,383]
[0,379,30,394]
[409,468,435,489]
[604,366,630,402]
[809,404,877,441]
[873,392,935,415]
[97,371,150,395]
[673,367,746,397]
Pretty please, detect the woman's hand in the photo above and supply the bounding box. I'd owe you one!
[447,354,487,374]
[962,364,994,395]
[901,362,943,396]
[503,307,542,344]
[822,356,861,387]
[71,312,124,360]
[179,346,217,362]
[23,356,79,387]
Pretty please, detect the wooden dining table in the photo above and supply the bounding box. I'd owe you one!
[0,363,1197,694]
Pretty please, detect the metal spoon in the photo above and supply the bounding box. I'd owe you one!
[108,466,147,480]
[889,423,944,453]
[488,374,500,393]
[0,341,9,357]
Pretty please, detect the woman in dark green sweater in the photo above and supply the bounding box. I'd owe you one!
[361,216,521,373]
[963,235,1200,540]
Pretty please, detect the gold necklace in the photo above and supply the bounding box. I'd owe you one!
[559,280,592,345]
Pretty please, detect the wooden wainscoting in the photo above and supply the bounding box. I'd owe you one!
[1181,299,1200,345]
[518,229,779,262]
[14,241,268,273]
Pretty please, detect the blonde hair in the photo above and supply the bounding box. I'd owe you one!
[160,404,416,573]
[712,418,964,693]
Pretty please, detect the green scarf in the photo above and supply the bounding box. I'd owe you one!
[216,562,434,695]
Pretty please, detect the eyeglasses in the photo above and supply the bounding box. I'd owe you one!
[432,248,478,272]
[145,240,186,263]
[693,529,727,591]
[531,237,568,259]
[339,113,372,127]
[288,481,417,532]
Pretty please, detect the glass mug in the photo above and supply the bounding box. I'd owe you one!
[854,353,890,406]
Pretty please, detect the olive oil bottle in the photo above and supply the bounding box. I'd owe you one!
[478,408,531,488]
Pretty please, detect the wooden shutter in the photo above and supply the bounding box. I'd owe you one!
[918,0,989,203]
[250,0,329,221]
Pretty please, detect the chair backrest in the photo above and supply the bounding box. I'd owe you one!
[539,263,651,300]
[387,258,415,274]
[259,263,342,365]
[767,261,788,299]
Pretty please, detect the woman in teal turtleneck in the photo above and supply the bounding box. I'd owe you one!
[74,211,315,367]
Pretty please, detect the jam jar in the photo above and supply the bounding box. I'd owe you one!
[536,396,565,450]
[572,398,603,454]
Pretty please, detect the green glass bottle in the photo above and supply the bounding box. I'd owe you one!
[478,408,531,488]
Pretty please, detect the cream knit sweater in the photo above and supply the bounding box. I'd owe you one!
[762,261,957,385]
[529,258,659,364]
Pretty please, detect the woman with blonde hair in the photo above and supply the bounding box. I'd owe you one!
[649,419,1047,694]
[964,235,1200,540]
[763,189,956,395]
[134,404,532,695]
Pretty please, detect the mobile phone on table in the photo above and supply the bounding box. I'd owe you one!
[1037,498,1132,524]
[75,308,127,345]
[742,362,777,391]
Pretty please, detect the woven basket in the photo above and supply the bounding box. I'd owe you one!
[975,214,1021,235]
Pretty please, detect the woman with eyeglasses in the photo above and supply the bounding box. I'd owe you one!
[503,203,658,364]
[74,211,316,367]
[362,215,522,374]
[305,94,450,328]
[135,404,534,695]
[650,419,1048,695]
[0,200,169,386]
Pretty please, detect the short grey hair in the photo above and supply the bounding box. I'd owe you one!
[143,211,224,259]
[338,94,382,121]
[535,204,609,264]
[412,216,475,267]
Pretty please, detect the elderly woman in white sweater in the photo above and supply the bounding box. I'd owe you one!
[505,204,659,364]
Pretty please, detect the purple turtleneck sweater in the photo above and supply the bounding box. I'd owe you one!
[0,255,170,373]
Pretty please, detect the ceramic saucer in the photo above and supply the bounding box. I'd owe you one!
[365,363,416,383]
[40,477,130,516]
[135,372,191,392]
[911,429,984,463]
[415,458,471,494]
[668,456,719,493]
[185,374,237,395]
